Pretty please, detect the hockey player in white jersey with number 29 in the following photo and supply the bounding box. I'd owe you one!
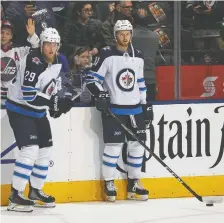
[86,20,154,202]
[6,28,73,212]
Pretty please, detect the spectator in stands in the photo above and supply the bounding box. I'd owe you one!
[94,2,115,23]
[101,1,133,47]
[1,4,5,21]
[1,19,40,104]
[185,1,224,29]
[69,46,93,104]
[131,8,159,101]
[62,2,102,59]
[4,1,58,45]
[58,51,70,73]
[133,1,172,28]
[69,46,91,76]
[108,2,115,13]
[206,24,224,64]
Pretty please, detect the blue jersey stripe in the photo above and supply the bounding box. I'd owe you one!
[23,96,36,101]
[88,71,104,81]
[22,86,39,91]
[139,87,147,91]
[5,101,46,118]
[137,78,145,83]
[111,106,142,115]
[85,79,101,84]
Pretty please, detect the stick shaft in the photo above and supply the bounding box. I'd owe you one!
[108,110,203,202]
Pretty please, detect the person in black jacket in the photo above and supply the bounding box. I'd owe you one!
[4,1,59,46]
[62,2,102,59]
[101,1,134,47]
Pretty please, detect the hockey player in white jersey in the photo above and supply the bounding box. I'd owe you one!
[86,20,153,202]
[6,28,73,212]
[1,19,40,105]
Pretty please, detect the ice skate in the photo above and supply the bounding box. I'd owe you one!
[28,186,55,208]
[104,180,117,202]
[7,188,34,212]
[127,179,149,201]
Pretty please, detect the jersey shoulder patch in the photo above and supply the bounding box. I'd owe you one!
[100,46,114,59]
[91,47,113,72]
[26,50,46,74]
[102,46,112,52]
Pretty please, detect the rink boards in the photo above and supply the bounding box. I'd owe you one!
[1,101,224,205]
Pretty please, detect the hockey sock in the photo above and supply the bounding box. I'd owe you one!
[127,141,144,179]
[102,143,123,181]
[30,147,51,189]
[12,145,39,191]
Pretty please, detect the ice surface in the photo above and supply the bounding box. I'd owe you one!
[1,197,224,223]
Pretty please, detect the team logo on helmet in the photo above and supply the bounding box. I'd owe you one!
[1,57,17,82]
[116,68,135,91]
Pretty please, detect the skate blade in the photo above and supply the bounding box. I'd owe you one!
[34,200,56,208]
[127,192,148,201]
[7,202,33,212]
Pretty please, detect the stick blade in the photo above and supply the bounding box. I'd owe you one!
[202,196,223,204]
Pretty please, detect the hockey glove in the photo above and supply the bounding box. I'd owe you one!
[50,94,73,114]
[95,91,110,113]
[142,103,154,129]
[49,110,62,119]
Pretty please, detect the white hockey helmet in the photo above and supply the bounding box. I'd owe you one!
[40,27,61,49]
[114,20,133,37]
[114,20,135,60]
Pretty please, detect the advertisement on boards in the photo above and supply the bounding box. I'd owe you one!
[156,65,224,100]
[117,103,224,178]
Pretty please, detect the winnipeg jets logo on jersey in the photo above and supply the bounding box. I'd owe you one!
[1,57,17,82]
[32,57,42,65]
[116,68,135,92]
[86,46,146,106]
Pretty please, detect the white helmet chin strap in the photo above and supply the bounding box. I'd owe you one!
[130,42,135,61]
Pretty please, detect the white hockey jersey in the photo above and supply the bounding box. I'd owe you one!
[86,46,147,115]
[6,49,64,118]
[1,33,40,105]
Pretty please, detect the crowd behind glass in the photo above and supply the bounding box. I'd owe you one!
[1,1,224,103]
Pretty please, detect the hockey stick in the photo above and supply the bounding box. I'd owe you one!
[62,82,83,101]
[107,109,223,205]
[62,81,92,103]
